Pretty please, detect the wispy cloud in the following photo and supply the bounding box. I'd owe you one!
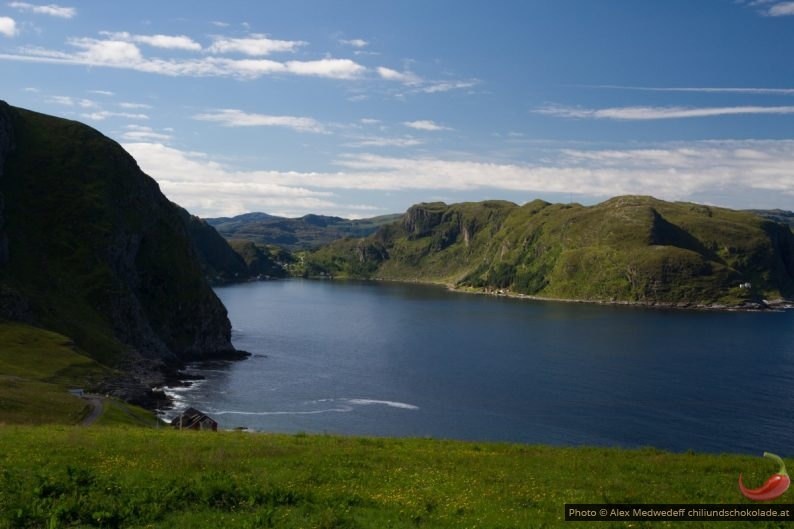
[100,31,202,51]
[535,103,794,120]
[346,136,423,148]
[8,2,75,18]
[88,89,114,96]
[419,80,478,94]
[46,95,96,107]
[81,110,149,121]
[193,108,326,133]
[120,125,171,142]
[207,34,306,55]
[767,1,794,16]
[376,66,477,95]
[376,66,420,84]
[119,102,152,109]
[590,85,794,95]
[404,119,452,131]
[340,38,368,48]
[0,16,18,37]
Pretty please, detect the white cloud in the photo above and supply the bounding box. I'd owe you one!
[88,89,114,96]
[0,16,17,37]
[404,120,452,131]
[207,34,305,55]
[377,66,420,84]
[359,118,381,125]
[100,31,202,51]
[340,38,368,48]
[69,37,144,63]
[123,138,794,216]
[768,1,794,15]
[0,38,367,80]
[535,104,794,120]
[285,58,365,79]
[8,2,75,18]
[193,108,326,133]
[122,142,351,217]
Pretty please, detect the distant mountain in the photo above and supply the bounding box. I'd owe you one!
[206,212,402,250]
[0,102,244,402]
[176,207,286,283]
[303,196,794,308]
[748,209,794,231]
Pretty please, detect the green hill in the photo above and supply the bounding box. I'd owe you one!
[206,211,402,250]
[303,196,794,308]
[0,102,244,405]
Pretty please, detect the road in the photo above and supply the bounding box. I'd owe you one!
[80,395,104,426]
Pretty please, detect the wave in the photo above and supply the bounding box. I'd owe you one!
[217,398,421,417]
[344,398,419,410]
[209,406,353,416]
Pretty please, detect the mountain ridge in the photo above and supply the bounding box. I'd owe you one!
[206,211,402,250]
[302,196,794,309]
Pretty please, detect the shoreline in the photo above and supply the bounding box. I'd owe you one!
[307,275,794,312]
[444,284,794,312]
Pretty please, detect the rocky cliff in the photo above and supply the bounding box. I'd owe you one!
[0,102,243,401]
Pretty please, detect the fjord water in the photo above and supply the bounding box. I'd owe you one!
[173,279,794,455]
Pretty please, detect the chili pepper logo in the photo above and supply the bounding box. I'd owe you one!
[738,452,790,501]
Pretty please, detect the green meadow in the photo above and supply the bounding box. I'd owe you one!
[0,426,790,529]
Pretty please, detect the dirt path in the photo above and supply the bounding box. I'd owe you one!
[80,396,104,426]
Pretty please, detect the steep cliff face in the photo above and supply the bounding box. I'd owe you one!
[0,102,240,370]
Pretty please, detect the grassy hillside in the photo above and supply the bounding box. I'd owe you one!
[303,196,794,307]
[207,212,402,250]
[0,426,786,529]
[0,322,108,424]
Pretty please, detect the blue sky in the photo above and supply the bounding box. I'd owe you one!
[2,1,794,218]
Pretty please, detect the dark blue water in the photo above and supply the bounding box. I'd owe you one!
[166,279,794,455]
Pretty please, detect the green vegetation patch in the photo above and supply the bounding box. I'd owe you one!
[0,427,787,528]
[0,323,109,425]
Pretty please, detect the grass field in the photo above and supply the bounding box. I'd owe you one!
[0,426,790,529]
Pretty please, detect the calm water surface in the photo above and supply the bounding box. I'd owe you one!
[166,279,794,455]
